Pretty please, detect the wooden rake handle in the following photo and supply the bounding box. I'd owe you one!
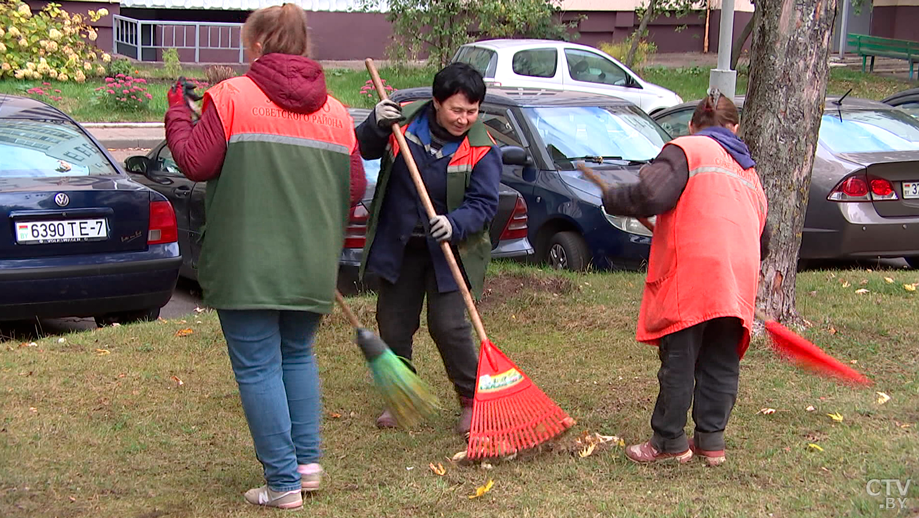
[365,58,489,344]
[576,161,655,233]
[334,290,363,329]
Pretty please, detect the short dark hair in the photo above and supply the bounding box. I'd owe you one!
[432,63,486,104]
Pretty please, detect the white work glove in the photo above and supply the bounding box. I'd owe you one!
[374,99,403,128]
[429,215,452,242]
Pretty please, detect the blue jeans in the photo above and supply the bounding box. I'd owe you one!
[218,309,323,492]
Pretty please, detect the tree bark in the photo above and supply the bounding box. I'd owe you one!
[626,0,657,68]
[742,0,838,322]
[730,10,755,69]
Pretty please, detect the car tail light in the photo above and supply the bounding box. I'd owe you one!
[829,173,899,201]
[344,204,369,249]
[148,200,178,244]
[499,195,529,240]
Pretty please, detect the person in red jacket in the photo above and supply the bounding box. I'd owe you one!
[164,3,365,509]
[593,91,770,466]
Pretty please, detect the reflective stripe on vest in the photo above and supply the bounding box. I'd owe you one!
[204,75,356,156]
[389,124,493,175]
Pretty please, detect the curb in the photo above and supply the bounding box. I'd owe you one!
[100,137,163,149]
[82,122,164,128]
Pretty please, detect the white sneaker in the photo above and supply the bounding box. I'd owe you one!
[243,485,303,509]
[298,463,324,492]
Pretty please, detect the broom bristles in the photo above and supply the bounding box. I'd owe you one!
[765,321,871,385]
[369,348,440,427]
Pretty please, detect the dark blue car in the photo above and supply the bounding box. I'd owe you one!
[0,95,181,325]
[391,87,666,270]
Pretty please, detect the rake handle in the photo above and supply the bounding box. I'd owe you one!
[576,161,655,233]
[334,290,363,329]
[365,58,489,344]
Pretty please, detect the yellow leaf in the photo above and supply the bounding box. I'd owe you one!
[758,408,776,415]
[884,277,895,284]
[175,328,194,337]
[469,479,494,499]
[855,289,870,294]
[904,284,917,292]
[806,406,816,412]
[578,443,597,458]
[827,412,843,422]
[171,375,184,386]
[428,462,446,476]
[841,281,851,288]
[876,392,891,405]
[329,412,342,419]
[828,327,837,335]
[95,349,110,355]
[807,443,824,452]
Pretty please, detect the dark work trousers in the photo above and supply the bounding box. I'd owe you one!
[650,317,743,453]
[375,237,478,400]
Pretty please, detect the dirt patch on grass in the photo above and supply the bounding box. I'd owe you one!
[479,273,577,311]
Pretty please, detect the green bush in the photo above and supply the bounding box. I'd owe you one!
[600,37,658,70]
[0,1,110,81]
[163,48,181,77]
[107,57,134,77]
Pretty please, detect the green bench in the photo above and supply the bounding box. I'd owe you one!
[847,33,918,80]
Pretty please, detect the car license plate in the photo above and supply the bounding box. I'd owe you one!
[15,219,108,244]
[904,182,919,199]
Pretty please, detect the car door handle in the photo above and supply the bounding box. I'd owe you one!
[174,185,192,198]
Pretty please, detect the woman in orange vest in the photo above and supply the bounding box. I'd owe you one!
[164,4,365,509]
[593,91,770,466]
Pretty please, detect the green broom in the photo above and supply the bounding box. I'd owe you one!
[334,290,440,427]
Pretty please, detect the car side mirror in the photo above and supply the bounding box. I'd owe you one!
[501,146,532,166]
[124,155,153,174]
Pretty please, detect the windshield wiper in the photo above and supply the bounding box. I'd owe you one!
[565,155,623,164]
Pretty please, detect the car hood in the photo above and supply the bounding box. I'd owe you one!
[635,80,680,101]
[560,163,642,202]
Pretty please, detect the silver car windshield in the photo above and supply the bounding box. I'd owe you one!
[820,109,919,154]
[522,105,667,164]
[0,120,119,178]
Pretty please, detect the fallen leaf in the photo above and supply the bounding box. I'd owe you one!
[828,327,837,335]
[329,412,342,419]
[860,279,869,285]
[841,281,851,288]
[469,479,494,499]
[406,466,414,471]
[876,392,891,405]
[111,322,121,327]
[69,496,76,502]
[194,307,206,313]
[171,376,184,386]
[29,407,37,413]
[885,277,895,284]
[867,269,873,273]
[578,443,597,458]
[57,338,66,344]
[855,289,870,294]
[807,443,824,452]
[806,406,816,412]
[905,284,917,292]
[827,412,843,422]
[481,462,494,470]
[451,451,468,463]
[808,290,818,296]
[758,408,776,415]
[95,349,110,355]
[175,328,194,337]
[428,462,446,476]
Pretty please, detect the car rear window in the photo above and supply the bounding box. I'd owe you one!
[454,47,498,79]
[0,119,119,178]
[512,49,558,78]
[819,109,919,154]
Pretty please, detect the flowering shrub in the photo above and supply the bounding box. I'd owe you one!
[93,74,153,111]
[26,82,64,103]
[359,79,395,100]
[0,1,111,82]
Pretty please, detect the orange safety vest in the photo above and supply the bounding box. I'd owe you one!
[636,135,767,358]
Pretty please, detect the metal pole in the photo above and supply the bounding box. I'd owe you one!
[709,0,737,100]
[838,0,850,59]
[136,19,141,61]
[195,23,200,63]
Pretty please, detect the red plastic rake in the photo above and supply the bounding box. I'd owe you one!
[758,310,872,386]
[365,59,575,459]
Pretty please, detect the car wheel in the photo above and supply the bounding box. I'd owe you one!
[906,257,919,269]
[95,307,161,327]
[547,231,590,271]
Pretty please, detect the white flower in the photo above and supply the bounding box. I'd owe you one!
[58,73,69,82]
[46,41,58,52]
[87,29,97,41]
[18,38,28,48]
[95,65,104,75]
[97,8,109,16]
[48,69,58,78]
[74,70,86,83]
[25,62,35,71]
[72,14,83,24]
[0,43,6,53]
[102,53,111,63]
[18,3,32,17]
[8,27,21,38]
[0,27,6,38]
[14,69,25,79]
[49,28,62,41]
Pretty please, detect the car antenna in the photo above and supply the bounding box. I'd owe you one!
[832,88,852,122]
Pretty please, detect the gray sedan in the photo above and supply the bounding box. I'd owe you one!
[653,96,919,268]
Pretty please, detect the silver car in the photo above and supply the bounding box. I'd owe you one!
[653,96,919,268]
[451,39,683,114]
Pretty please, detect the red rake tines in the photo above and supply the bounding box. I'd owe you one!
[762,317,872,386]
[467,340,575,460]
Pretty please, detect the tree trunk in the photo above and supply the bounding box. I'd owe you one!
[730,11,755,69]
[742,0,838,322]
[626,0,657,68]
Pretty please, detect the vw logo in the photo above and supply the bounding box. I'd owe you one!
[54,193,70,207]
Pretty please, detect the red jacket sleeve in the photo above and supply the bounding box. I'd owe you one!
[164,104,227,182]
[349,143,367,207]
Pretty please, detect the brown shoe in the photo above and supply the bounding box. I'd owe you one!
[376,409,397,429]
[625,441,692,464]
[455,397,474,435]
[689,437,726,467]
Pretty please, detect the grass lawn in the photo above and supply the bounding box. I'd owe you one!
[2,262,917,517]
[0,64,912,123]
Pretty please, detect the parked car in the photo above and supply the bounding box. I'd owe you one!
[391,87,669,271]
[653,96,919,267]
[883,88,919,119]
[0,95,181,325]
[451,39,683,114]
[125,108,533,291]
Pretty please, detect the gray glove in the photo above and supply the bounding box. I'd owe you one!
[374,99,403,128]
[429,215,452,242]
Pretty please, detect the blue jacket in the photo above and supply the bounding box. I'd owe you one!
[356,103,502,293]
